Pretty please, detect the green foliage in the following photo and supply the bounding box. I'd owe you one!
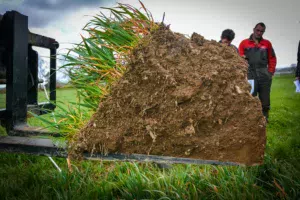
[34,2,159,138]
[0,125,7,136]
[27,88,86,137]
[61,2,157,111]
[266,75,300,167]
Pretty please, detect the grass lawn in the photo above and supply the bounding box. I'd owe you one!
[0,75,299,199]
[0,87,77,109]
[0,88,78,131]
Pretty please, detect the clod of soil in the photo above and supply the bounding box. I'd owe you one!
[71,26,266,166]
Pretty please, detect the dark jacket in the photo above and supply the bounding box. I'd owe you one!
[296,41,300,78]
[239,35,277,80]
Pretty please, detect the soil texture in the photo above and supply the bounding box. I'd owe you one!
[71,26,266,165]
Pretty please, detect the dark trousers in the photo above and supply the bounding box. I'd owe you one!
[252,78,272,118]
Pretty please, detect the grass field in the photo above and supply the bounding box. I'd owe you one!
[0,87,77,109]
[0,75,299,199]
[0,88,78,131]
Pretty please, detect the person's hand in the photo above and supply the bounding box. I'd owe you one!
[240,55,248,66]
[268,71,274,78]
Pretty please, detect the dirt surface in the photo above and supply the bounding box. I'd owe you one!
[71,26,266,165]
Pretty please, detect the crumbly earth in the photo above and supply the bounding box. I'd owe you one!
[71,26,266,165]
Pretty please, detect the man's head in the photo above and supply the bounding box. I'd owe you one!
[253,22,266,40]
[221,29,235,45]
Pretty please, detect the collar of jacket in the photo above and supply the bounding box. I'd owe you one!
[249,34,263,43]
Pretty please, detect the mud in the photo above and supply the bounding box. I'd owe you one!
[71,26,266,165]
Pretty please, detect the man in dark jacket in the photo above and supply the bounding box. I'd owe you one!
[239,22,277,122]
[296,41,300,80]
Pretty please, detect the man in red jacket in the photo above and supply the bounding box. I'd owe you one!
[239,22,277,122]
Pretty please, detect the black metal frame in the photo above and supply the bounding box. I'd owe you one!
[0,10,59,134]
[0,136,240,166]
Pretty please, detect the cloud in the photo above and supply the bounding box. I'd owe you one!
[0,0,116,28]
[22,0,114,10]
[31,6,111,82]
[0,0,24,6]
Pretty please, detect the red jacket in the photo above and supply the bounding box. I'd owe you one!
[239,35,277,74]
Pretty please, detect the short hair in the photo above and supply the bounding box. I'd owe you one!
[254,22,266,29]
[221,29,235,41]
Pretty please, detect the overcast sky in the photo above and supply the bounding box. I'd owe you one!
[1,0,300,68]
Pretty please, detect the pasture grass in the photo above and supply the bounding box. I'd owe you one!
[0,75,299,199]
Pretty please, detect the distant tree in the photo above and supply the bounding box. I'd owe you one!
[290,63,297,73]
